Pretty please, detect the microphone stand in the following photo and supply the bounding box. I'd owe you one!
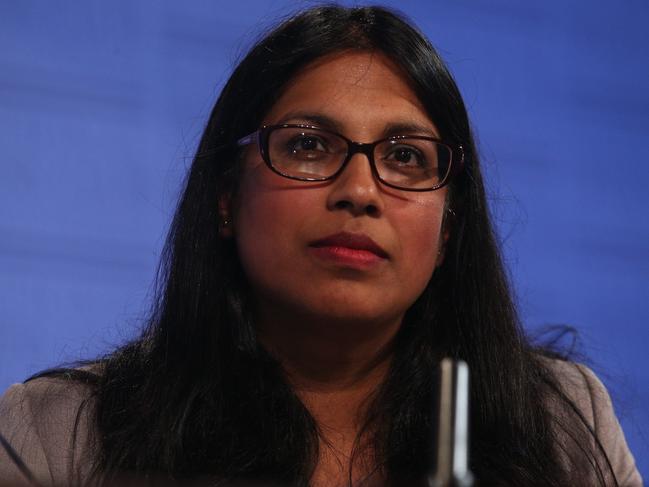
[428,358,474,487]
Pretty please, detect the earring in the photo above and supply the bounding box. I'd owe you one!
[219,217,233,238]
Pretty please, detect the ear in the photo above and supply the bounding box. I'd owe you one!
[218,194,234,238]
[435,207,454,268]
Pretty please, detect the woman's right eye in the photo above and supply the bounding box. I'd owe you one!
[288,135,327,153]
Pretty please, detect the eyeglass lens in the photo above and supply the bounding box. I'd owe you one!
[267,126,452,190]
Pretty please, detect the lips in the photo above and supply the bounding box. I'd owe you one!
[309,232,389,259]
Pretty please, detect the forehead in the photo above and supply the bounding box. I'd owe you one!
[262,51,437,136]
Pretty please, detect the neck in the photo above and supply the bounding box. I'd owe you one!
[256,306,400,392]
[255,298,402,419]
[255,303,400,486]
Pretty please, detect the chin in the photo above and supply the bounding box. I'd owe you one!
[296,296,406,328]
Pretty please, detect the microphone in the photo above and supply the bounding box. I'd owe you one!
[428,358,474,487]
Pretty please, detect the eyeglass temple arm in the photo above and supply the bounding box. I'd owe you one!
[237,131,260,147]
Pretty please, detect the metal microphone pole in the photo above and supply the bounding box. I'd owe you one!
[428,358,474,487]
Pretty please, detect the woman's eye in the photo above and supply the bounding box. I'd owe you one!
[386,146,426,167]
[290,135,327,153]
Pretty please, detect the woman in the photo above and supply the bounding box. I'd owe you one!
[0,5,641,487]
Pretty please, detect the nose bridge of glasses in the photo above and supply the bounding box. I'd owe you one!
[348,139,373,154]
[344,140,378,170]
[332,141,383,197]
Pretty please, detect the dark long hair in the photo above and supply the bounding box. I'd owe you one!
[38,5,616,486]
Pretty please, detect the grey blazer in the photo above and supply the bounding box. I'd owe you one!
[0,362,643,486]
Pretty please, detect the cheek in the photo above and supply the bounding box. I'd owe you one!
[391,197,446,291]
[232,166,314,289]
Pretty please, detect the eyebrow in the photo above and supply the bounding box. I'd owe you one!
[276,112,342,132]
[382,122,440,139]
[274,111,440,139]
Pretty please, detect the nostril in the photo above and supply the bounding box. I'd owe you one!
[333,199,379,216]
[366,204,379,216]
[335,200,352,210]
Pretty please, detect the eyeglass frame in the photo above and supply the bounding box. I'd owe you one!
[237,124,464,192]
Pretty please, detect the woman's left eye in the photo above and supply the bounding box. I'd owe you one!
[385,146,426,167]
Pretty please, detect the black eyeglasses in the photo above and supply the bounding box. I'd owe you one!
[237,124,464,192]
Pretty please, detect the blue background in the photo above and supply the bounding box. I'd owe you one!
[1,0,647,478]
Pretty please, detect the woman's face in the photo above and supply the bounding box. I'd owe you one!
[233,52,447,328]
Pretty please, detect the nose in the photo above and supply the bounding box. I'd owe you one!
[325,151,384,217]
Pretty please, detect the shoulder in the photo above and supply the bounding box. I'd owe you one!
[0,374,98,486]
[544,359,643,487]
